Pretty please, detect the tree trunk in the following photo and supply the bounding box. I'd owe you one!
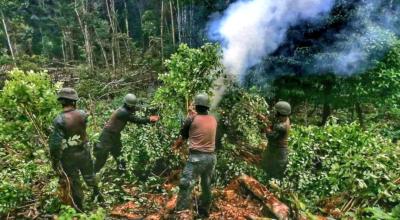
[320,102,331,126]
[94,29,109,68]
[109,0,120,67]
[61,35,67,66]
[320,77,334,126]
[160,0,164,63]
[67,30,74,61]
[105,0,116,72]
[238,175,289,220]
[189,0,193,46]
[74,0,93,71]
[169,0,176,48]
[183,5,187,43]
[124,0,130,37]
[176,0,181,44]
[123,0,132,65]
[1,10,16,64]
[355,102,365,129]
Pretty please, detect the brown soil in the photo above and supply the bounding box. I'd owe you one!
[111,178,266,220]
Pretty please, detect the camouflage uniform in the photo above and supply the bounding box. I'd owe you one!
[262,117,291,180]
[94,106,150,173]
[176,152,217,212]
[49,108,99,211]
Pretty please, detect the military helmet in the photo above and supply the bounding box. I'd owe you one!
[124,93,137,107]
[57,88,79,101]
[274,101,291,116]
[194,93,210,108]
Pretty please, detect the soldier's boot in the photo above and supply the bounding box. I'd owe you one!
[198,189,212,218]
[197,207,210,218]
[70,178,84,212]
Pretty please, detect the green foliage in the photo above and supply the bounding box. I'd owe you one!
[363,204,400,220]
[154,43,222,130]
[142,10,159,37]
[122,122,181,184]
[0,69,59,215]
[0,180,32,214]
[57,206,106,220]
[217,85,269,148]
[0,68,59,150]
[282,122,400,212]
[214,140,267,186]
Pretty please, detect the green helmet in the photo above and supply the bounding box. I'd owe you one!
[57,88,79,101]
[124,93,137,107]
[274,101,291,116]
[194,93,210,108]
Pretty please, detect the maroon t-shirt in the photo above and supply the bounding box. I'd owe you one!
[181,115,217,153]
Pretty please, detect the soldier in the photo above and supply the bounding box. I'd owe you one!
[174,93,218,218]
[261,101,291,180]
[94,93,159,173]
[48,88,101,211]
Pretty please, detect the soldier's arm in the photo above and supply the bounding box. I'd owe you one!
[267,122,286,139]
[180,117,193,140]
[119,109,151,124]
[48,116,65,170]
[78,110,89,124]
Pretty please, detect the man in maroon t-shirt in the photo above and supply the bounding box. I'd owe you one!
[175,93,217,218]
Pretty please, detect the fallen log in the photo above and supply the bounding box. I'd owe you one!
[238,175,289,220]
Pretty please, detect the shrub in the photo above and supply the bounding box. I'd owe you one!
[0,69,60,215]
[282,122,400,213]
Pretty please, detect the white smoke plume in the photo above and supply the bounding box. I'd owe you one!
[313,2,399,75]
[208,0,334,76]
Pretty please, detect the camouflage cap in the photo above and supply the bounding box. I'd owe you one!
[57,88,79,101]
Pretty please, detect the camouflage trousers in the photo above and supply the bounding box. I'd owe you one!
[176,152,217,212]
[93,131,125,173]
[262,146,288,180]
[61,146,99,211]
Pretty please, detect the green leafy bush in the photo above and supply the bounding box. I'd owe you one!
[217,85,269,148]
[0,69,60,215]
[118,43,223,186]
[283,122,400,213]
[0,68,59,150]
[154,43,222,131]
[57,206,106,220]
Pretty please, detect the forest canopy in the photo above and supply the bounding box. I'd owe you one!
[0,0,400,219]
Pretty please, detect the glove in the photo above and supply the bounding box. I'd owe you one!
[150,115,160,122]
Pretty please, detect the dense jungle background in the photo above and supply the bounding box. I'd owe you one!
[0,0,399,219]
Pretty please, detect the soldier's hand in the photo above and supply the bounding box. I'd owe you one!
[149,115,160,122]
[257,114,268,122]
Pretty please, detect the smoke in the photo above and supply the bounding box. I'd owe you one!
[208,0,335,77]
[311,1,399,75]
